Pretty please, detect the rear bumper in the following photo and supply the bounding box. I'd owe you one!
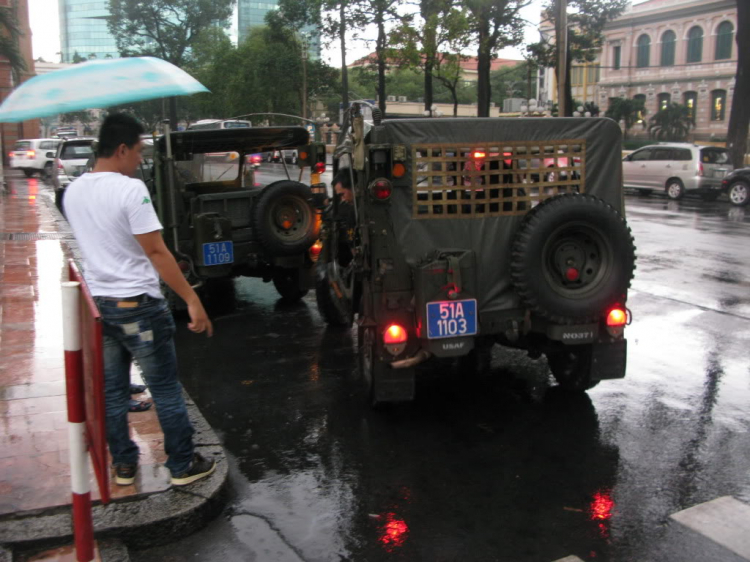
[685,176,723,193]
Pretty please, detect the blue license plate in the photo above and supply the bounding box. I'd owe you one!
[426,299,478,339]
[202,241,234,266]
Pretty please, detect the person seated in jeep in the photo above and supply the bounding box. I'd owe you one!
[333,168,354,204]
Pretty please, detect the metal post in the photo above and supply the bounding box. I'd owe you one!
[163,120,180,254]
[556,0,568,116]
[62,281,95,562]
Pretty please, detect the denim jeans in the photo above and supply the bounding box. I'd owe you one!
[95,295,194,476]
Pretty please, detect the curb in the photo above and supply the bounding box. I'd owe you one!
[0,178,229,556]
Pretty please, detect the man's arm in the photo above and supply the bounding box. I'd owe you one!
[135,230,213,337]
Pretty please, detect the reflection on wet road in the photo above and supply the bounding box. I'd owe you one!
[134,184,750,561]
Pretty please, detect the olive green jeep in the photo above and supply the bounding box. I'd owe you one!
[145,125,326,306]
[316,107,636,406]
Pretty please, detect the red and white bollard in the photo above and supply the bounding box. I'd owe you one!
[62,281,95,562]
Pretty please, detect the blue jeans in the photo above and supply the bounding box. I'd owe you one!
[96,295,194,476]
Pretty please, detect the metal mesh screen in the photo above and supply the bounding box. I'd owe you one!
[412,140,586,218]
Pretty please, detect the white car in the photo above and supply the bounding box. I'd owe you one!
[10,138,60,178]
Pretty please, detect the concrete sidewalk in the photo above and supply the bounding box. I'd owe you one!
[0,173,227,561]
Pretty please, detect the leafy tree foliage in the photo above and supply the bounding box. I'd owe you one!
[605,97,646,140]
[462,0,527,117]
[527,0,627,116]
[648,103,693,142]
[490,61,538,108]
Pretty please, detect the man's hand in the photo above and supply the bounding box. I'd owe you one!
[186,297,213,337]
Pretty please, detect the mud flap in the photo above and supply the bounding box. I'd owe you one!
[372,365,415,404]
[591,339,627,380]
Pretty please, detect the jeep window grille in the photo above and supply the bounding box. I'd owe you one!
[412,141,585,218]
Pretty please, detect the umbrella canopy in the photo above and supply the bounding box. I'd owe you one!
[0,56,209,123]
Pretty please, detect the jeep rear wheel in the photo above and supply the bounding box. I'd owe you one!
[253,180,319,256]
[511,194,636,325]
[547,345,599,391]
[273,268,309,302]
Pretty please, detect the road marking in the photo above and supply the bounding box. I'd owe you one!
[552,556,584,562]
[670,496,750,560]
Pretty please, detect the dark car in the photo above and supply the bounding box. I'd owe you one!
[315,108,636,407]
[143,125,326,306]
[721,167,750,206]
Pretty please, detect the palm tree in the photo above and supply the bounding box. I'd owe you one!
[648,102,694,142]
[605,97,647,140]
[0,5,27,86]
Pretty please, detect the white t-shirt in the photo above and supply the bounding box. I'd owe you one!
[64,172,164,299]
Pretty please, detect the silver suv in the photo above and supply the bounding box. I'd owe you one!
[622,143,733,201]
[52,138,95,207]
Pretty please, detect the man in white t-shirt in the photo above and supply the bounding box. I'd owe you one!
[64,113,216,487]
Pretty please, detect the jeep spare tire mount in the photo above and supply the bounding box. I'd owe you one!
[253,180,319,256]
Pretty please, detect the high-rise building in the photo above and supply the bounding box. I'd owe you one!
[237,0,320,60]
[59,0,119,63]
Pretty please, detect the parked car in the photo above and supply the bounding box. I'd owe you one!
[52,138,95,207]
[9,138,60,178]
[622,143,733,200]
[317,111,635,407]
[721,167,750,206]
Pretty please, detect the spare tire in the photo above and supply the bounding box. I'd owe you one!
[253,180,319,256]
[511,194,636,325]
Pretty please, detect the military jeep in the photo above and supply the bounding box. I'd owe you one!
[146,125,326,307]
[316,108,636,406]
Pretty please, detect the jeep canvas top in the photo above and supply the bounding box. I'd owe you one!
[317,109,636,406]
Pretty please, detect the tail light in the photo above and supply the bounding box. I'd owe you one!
[369,178,392,200]
[605,306,628,337]
[26,150,35,158]
[697,162,704,177]
[314,162,326,174]
[383,323,407,356]
[57,161,64,169]
[309,240,323,261]
[392,163,406,178]
[472,151,486,159]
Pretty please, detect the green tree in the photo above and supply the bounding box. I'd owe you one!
[727,0,749,167]
[648,102,693,142]
[605,97,646,140]
[461,0,527,117]
[0,6,26,85]
[107,0,234,124]
[528,0,627,117]
[490,61,537,109]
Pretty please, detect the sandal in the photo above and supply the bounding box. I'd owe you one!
[128,399,152,412]
[129,384,147,394]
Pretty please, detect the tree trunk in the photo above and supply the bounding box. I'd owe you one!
[727,0,749,167]
[424,59,434,114]
[565,43,573,117]
[340,3,349,111]
[376,14,387,115]
[476,27,492,118]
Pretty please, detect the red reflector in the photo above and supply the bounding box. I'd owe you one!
[383,324,407,344]
[177,260,190,273]
[473,151,486,159]
[314,162,326,174]
[606,308,627,327]
[371,180,392,200]
[566,267,579,281]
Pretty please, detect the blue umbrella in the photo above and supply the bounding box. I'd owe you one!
[0,56,209,123]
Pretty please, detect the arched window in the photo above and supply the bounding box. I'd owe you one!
[636,35,651,68]
[657,93,671,111]
[661,30,676,66]
[687,26,703,63]
[711,90,726,121]
[683,91,697,121]
[715,21,733,60]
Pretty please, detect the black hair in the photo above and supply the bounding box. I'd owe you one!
[333,167,352,190]
[97,113,145,158]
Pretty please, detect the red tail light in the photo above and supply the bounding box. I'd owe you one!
[383,324,407,344]
[314,162,326,174]
[370,178,392,200]
[57,161,64,169]
[697,162,704,177]
[606,307,627,327]
[472,151,486,159]
[26,150,35,158]
[309,240,323,260]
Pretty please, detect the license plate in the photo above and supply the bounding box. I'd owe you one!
[202,241,234,266]
[714,169,727,178]
[426,299,477,339]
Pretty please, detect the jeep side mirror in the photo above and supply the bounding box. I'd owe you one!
[46,151,54,158]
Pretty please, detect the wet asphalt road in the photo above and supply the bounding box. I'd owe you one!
[131,167,750,562]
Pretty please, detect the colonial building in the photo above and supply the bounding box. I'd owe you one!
[597,0,736,140]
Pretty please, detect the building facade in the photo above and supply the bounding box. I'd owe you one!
[59,0,119,62]
[597,0,737,140]
[237,0,320,60]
